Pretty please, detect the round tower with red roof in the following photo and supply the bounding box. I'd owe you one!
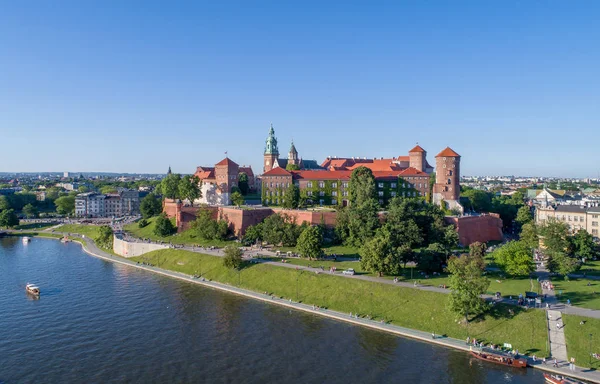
[433,147,463,213]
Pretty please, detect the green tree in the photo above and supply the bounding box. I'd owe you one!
[349,166,377,206]
[238,172,249,195]
[100,186,118,194]
[22,203,39,218]
[78,186,90,193]
[138,218,149,228]
[140,193,163,218]
[468,242,487,271]
[55,195,75,215]
[159,173,182,199]
[416,242,449,272]
[96,225,114,249]
[539,219,572,255]
[0,196,12,211]
[261,213,300,246]
[443,225,460,249]
[223,245,243,269]
[493,241,534,276]
[515,206,533,226]
[547,251,581,277]
[447,254,490,323]
[153,213,176,237]
[285,163,300,171]
[0,209,19,228]
[360,228,401,277]
[336,199,380,248]
[297,225,323,260]
[572,229,597,260]
[242,223,263,246]
[231,191,244,207]
[461,189,492,212]
[178,175,201,204]
[282,184,300,209]
[520,222,539,249]
[192,209,229,240]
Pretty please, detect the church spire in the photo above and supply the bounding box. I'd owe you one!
[167,165,172,175]
[264,123,279,155]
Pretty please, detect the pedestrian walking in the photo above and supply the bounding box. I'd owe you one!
[466,336,470,345]
[553,358,558,367]
[431,332,435,339]
[542,357,546,365]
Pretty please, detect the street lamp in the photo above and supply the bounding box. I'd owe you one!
[590,333,594,366]
[296,271,304,302]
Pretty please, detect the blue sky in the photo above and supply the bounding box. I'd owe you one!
[1,1,599,177]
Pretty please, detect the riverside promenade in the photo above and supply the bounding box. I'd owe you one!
[13,231,599,384]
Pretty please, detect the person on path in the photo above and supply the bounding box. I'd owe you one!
[553,358,558,367]
[466,336,470,345]
[431,332,435,339]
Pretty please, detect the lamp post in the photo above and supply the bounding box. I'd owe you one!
[590,333,593,367]
[296,271,303,302]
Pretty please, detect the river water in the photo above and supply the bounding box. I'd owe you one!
[0,238,545,383]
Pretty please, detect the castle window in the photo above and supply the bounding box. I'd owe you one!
[391,191,396,197]
[391,183,396,188]
[332,182,337,188]
[307,191,312,196]
[307,182,313,188]
[332,199,337,205]
[342,182,348,188]
[318,181,325,188]
[319,191,325,197]
[447,179,452,184]
[378,191,384,197]
[379,199,384,204]
[378,183,384,188]
[319,199,324,205]
[443,164,446,168]
[592,221,598,227]
[332,191,337,197]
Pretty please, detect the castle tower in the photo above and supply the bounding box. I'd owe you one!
[432,147,463,213]
[263,123,279,173]
[288,140,299,166]
[215,157,239,204]
[408,145,427,172]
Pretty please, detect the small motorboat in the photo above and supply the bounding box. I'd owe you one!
[22,237,31,244]
[470,350,527,368]
[26,284,40,296]
[543,373,586,384]
[60,236,70,243]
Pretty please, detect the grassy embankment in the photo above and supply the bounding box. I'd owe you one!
[54,224,117,255]
[580,260,600,277]
[553,278,600,310]
[131,248,548,355]
[14,222,57,230]
[563,314,600,369]
[123,216,234,247]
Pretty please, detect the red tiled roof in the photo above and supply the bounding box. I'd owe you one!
[239,166,254,177]
[398,167,428,176]
[262,167,292,177]
[436,147,460,157]
[292,170,352,180]
[215,157,239,166]
[194,166,215,180]
[408,145,426,153]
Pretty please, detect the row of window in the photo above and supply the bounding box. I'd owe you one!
[268,182,291,188]
[306,181,348,188]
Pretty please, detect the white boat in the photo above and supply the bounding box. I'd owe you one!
[60,236,70,243]
[25,284,40,296]
[22,237,31,244]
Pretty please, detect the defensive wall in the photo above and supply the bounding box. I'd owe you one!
[163,199,503,246]
[113,234,169,257]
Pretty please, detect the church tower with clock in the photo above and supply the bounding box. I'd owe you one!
[263,123,279,173]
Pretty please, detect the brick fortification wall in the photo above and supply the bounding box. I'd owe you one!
[445,214,503,246]
[163,200,502,245]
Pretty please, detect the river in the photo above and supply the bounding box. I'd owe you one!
[0,237,546,383]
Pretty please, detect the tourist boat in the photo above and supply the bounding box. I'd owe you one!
[469,350,527,368]
[22,237,31,244]
[543,373,586,384]
[25,284,40,296]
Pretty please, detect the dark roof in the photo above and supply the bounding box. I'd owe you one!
[301,159,325,170]
[587,206,600,213]
[555,205,588,213]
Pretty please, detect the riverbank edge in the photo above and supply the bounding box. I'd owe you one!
[20,233,600,384]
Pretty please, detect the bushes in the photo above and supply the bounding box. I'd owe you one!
[154,214,176,237]
[192,209,230,241]
[138,218,149,228]
[95,225,114,249]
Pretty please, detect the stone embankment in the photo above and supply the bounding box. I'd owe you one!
[112,234,169,257]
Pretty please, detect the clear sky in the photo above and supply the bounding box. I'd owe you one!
[1,1,599,177]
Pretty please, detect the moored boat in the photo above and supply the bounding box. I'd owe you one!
[60,236,70,243]
[25,284,40,296]
[470,350,527,368]
[543,373,586,384]
[22,237,31,244]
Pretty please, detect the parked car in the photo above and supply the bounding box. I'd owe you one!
[342,268,355,276]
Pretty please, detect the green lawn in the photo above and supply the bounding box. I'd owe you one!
[14,222,57,230]
[55,224,103,239]
[563,314,600,369]
[133,249,548,355]
[274,244,360,259]
[580,260,600,277]
[553,278,600,310]
[123,216,234,247]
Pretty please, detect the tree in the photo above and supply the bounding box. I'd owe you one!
[335,199,380,248]
[349,166,377,206]
[22,203,39,218]
[285,163,300,171]
[153,213,176,237]
[548,251,581,277]
[443,225,460,250]
[468,242,487,271]
[282,184,300,209]
[0,196,11,211]
[231,191,244,207]
[447,254,490,323]
[0,209,19,228]
[416,243,449,272]
[140,193,163,218]
[539,219,572,255]
[192,209,229,240]
[55,195,75,215]
[223,245,243,269]
[96,225,114,249]
[159,173,182,199]
[461,189,492,212]
[138,218,149,228]
[242,223,263,246]
[297,226,323,259]
[572,230,597,260]
[360,228,401,277]
[100,186,118,194]
[178,175,201,204]
[493,241,534,276]
[515,206,533,226]
[520,222,539,249]
[238,172,249,195]
[78,186,90,193]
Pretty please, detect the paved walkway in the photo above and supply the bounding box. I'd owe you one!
[547,310,568,361]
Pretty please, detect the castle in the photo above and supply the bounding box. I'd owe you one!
[261,125,462,212]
